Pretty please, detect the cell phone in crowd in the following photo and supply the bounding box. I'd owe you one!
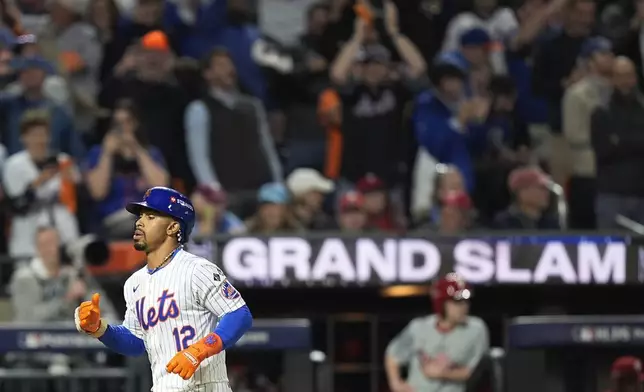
[41,154,59,170]
[110,117,123,136]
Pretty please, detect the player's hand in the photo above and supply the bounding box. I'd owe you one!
[166,333,224,380]
[420,356,449,379]
[74,293,105,337]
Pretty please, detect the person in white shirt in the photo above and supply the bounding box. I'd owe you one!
[2,109,80,259]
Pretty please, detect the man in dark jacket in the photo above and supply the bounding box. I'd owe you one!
[591,56,644,229]
[184,47,282,217]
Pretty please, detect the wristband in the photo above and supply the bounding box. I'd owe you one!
[85,319,108,338]
[197,333,224,359]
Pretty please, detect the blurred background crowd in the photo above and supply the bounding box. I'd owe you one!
[0,0,637,258]
[0,0,643,390]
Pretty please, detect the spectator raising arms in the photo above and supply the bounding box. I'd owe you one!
[84,98,169,238]
[328,0,427,186]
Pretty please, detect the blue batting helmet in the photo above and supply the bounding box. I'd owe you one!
[126,187,195,243]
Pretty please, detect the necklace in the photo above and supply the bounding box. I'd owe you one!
[147,245,182,274]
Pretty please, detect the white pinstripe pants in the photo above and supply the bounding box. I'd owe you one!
[191,383,233,392]
[154,382,233,392]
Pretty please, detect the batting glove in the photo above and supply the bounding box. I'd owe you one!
[74,293,107,338]
[166,333,224,380]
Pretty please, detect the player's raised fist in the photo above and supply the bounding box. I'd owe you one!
[75,293,106,337]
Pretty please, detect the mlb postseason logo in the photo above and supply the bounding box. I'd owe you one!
[19,331,104,350]
[218,236,630,286]
[572,325,644,344]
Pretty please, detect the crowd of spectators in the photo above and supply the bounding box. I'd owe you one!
[0,0,641,265]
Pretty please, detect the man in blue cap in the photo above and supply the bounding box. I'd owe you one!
[437,27,501,97]
[438,28,492,72]
[74,186,253,391]
[562,36,614,229]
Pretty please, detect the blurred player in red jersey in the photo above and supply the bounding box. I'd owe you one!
[606,356,644,392]
[385,272,489,392]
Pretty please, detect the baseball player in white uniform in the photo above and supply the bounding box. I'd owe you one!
[74,187,253,392]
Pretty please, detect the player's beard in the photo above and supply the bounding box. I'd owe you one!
[133,240,148,252]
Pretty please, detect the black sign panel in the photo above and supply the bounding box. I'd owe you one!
[508,316,644,348]
[211,234,639,287]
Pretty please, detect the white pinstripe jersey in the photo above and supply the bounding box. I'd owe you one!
[122,249,246,391]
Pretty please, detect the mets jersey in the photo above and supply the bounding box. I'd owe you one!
[122,249,245,391]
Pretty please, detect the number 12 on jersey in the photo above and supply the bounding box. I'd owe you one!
[173,325,196,351]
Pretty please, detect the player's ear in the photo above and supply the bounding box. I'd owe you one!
[167,221,181,237]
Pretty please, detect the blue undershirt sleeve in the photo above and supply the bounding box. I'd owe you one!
[214,305,253,350]
[98,324,146,356]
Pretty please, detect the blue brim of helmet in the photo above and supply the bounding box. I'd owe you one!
[126,201,180,221]
[126,201,149,215]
